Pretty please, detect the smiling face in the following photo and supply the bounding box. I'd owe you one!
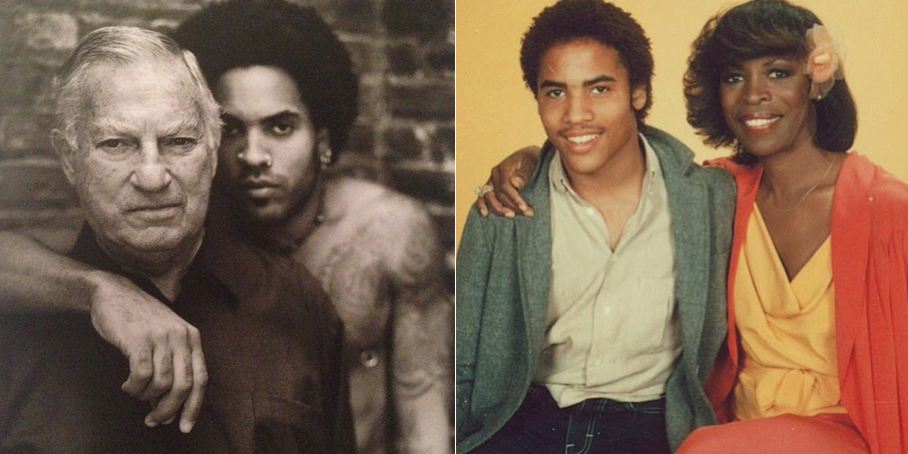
[214,65,320,225]
[58,59,216,268]
[720,55,815,158]
[536,39,646,183]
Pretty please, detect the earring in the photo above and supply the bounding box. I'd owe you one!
[319,143,332,170]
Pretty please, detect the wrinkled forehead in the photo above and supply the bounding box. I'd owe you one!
[81,57,195,98]
[78,59,203,126]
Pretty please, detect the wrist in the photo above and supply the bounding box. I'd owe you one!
[82,269,126,312]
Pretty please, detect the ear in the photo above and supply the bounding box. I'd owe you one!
[51,128,78,185]
[631,85,647,111]
[316,128,330,149]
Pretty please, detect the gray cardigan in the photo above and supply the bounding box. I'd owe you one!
[455,126,735,453]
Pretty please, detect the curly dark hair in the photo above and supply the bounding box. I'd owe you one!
[172,0,358,155]
[684,0,857,164]
[519,0,654,130]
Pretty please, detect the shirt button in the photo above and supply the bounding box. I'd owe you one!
[603,306,612,315]
[360,349,380,368]
[585,207,596,216]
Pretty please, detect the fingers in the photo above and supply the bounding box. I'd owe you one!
[485,168,517,217]
[485,167,535,218]
[122,327,205,432]
[476,173,518,218]
[505,153,534,216]
[497,170,533,217]
[143,343,186,428]
[180,329,207,434]
[88,275,206,432]
[144,341,175,401]
[475,195,489,217]
[122,345,154,397]
[473,182,494,217]
[136,342,174,427]
[482,183,516,218]
[480,148,539,218]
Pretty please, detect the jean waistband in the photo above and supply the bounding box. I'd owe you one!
[526,384,666,415]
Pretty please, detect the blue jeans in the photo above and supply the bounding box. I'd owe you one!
[473,385,671,454]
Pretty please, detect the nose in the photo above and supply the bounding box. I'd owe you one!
[238,129,272,168]
[130,141,172,192]
[743,76,770,105]
[565,93,592,124]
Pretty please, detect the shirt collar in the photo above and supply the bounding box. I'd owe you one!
[69,224,245,307]
[68,224,177,304]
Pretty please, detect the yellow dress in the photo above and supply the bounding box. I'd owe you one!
[733,205,846,420]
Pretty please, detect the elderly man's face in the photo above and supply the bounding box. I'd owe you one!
[59,60,216,266]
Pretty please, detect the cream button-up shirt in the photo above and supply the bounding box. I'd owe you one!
[535,134,680,406]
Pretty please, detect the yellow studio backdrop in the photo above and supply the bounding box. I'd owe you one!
[455,0,908,247]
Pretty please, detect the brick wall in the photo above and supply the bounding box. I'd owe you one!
[0,0,455,289]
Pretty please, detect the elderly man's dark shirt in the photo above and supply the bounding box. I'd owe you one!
[0,226,354,454]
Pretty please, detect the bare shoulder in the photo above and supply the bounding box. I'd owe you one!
[317,177,441,274]
[325,176,433,230]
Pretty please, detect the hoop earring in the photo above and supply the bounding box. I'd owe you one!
[319,143,333,170]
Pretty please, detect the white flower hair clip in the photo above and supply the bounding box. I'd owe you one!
[804,24,845,101]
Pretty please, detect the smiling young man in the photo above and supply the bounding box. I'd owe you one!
[455,1,736,453]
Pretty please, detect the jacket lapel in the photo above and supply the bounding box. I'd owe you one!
[648,130,709,357]
[516,144,555,366]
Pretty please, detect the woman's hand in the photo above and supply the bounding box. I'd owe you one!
[475,145,540,218]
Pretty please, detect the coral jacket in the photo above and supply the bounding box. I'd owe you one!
[706,153,908,454]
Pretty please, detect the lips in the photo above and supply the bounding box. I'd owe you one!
[126,202,182,212]
[240,180,280,199]
[125,202,183,222]
[560,130,602,151]
[567,133,599,144]
[739,114,781,134]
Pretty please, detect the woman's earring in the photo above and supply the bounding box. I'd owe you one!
[319,142,333,170]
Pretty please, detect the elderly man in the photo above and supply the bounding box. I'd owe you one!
[0,26,354,453]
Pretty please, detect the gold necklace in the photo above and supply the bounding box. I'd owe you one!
[761,154,838,213]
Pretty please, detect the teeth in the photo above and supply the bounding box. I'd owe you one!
[744,117,779,128]
[567,134,598,144]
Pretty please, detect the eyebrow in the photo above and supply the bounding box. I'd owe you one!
[539,75,617,90]
[221,109,304,125]
[88,116,201,137]
[162,117,202,136]
[724,56,797,70]
[765,57,796,66]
